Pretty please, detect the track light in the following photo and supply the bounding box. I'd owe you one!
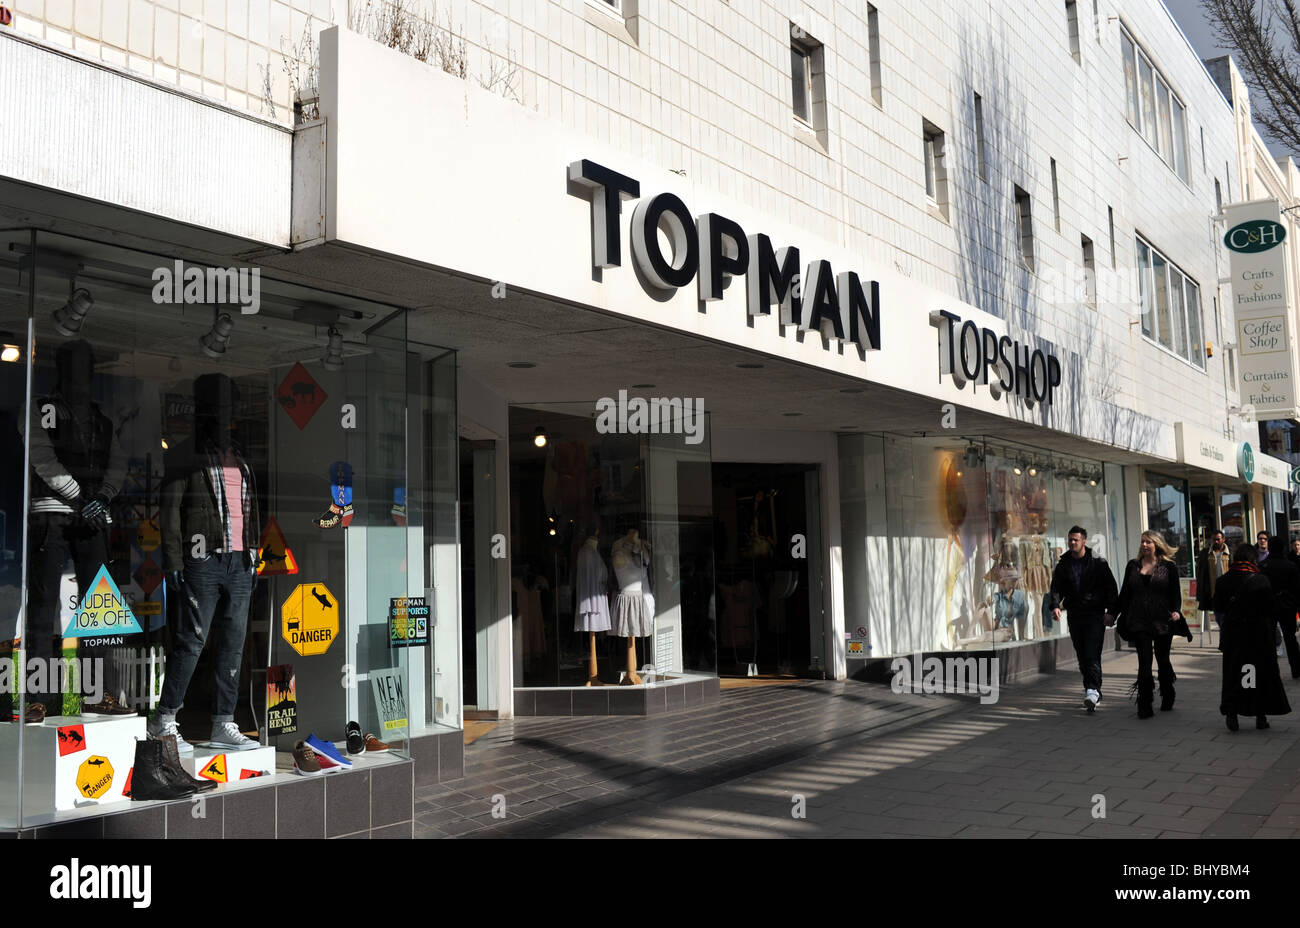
[53,288,93,337]
[0,332,18,363]
[322,326,344,371]
[199,313,235,359]
[533,426,548,448]
[1028,463,1038,477]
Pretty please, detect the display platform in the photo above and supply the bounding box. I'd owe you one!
[181,745,276,784]
[0,713,146,811]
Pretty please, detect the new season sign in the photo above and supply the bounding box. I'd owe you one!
[1224,200,1297,417]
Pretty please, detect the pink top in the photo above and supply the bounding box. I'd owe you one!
[221,450,245,551]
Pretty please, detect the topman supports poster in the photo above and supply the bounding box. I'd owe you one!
[1224,199,1298,420]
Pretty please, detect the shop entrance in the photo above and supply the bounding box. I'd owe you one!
[460,437,497,713]
[712,463,823,678]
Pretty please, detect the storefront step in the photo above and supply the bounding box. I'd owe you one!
[512,676,722,717]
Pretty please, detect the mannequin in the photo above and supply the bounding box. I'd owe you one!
[611,527,652,685]
[154,373,261,752]
[574,530,611,685]
[21,340,125,716]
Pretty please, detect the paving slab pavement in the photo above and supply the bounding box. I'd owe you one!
[416,641,1300,838]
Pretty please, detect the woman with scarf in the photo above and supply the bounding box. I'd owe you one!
[1115,531,1189,718]
[1212,544,1292,731]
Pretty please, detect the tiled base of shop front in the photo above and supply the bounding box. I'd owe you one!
[4,726,465,838]
[513,674,722,717]
[847,629,1124,686]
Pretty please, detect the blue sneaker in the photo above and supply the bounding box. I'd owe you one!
[305,733,351,768]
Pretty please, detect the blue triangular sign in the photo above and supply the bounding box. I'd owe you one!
[64,565,143,638]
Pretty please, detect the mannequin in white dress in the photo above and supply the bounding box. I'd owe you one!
[611,527,652,685]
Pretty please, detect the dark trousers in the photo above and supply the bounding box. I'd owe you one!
[1277,612,1300,677]
[160,552,253,720]
[1133,634,1174,702]
[26,512,108,711]
[1069,613,1105,691]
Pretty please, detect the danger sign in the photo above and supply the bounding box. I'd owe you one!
[258,517,299,576]
[275,362,327,431]
[64,565,143,639]
[281,582,340,657]
[76,755,114,799]
[200,754,228,783]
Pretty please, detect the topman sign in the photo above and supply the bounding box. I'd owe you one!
[569,159,881,353]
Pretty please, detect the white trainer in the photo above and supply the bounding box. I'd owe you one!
[208,721,261,751]
[147,712,194,754]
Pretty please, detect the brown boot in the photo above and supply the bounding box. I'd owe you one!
[157,734,219,793]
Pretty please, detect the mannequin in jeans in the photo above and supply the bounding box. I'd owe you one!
[151,373,261,752]
[20,340,125,717]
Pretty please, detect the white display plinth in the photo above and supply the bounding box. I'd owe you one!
[0,714,147,812]
[181,745,277,784]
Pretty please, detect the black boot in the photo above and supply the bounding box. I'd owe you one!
[1135,676,1155,718]
[157,734,219,793]
[1159,670,1176,712]
[129,739,197,801]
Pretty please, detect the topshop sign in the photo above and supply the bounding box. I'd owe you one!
[569,159,881,353]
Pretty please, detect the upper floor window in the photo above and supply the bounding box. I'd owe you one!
[1120,25,1189,183]
[789,24,828,149]
[1136,233,1204,368]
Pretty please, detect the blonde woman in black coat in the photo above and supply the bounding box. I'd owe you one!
[1115,531,1186,718]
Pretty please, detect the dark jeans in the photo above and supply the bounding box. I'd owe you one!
[1133,633,1174,700]
[160,552,254,719]
[26,512,108,711]
[1069,613,1105,692]
[28,511,107,647]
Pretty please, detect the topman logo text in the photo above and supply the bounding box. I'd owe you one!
[151,261,260,314]
[595,390,705,445]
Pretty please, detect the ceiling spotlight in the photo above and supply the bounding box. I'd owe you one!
[161,438,170,450]
[322,326,345,371]
[0,332,19,363]
[1028,464,1038,477]
[533,426,548,448]
[507,361,537,369]
[1013,464,1022,476]
[199,313,235,359]
[963,443,982,469]
[53,288,93,337]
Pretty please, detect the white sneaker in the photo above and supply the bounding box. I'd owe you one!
[147,712,193,754]
[1083,689,1100,712]
[208,720,261,751]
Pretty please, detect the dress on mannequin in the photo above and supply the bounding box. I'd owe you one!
[574,538,611,633]
[611,533,653,637]
[513,573,549,653]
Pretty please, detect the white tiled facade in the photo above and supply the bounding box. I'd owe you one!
[3,0,1254,435]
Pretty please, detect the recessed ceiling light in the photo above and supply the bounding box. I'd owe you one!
[840,425,858,430]
[507,361,537,369]
[839,387,865,394]
[735,362,764,369]
[631,383,655,388]
[783,412,802,417]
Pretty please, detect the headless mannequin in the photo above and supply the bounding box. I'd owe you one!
[612,528,651,685]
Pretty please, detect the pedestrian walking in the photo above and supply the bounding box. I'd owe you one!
[1196,530,1230,642]
[1287,536,1300,568]
[1212,544,1292,731]
[1256,531,1271,563]
[1050,525,1118,713]
[1114,531,1191,718]
[1259,535,1300,678]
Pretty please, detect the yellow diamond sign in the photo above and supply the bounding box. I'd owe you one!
[76,755,114,799]
[281,582,340,657]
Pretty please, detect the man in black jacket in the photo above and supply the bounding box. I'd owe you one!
[1260,536,1300,678]
[1050,525,1118,713]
